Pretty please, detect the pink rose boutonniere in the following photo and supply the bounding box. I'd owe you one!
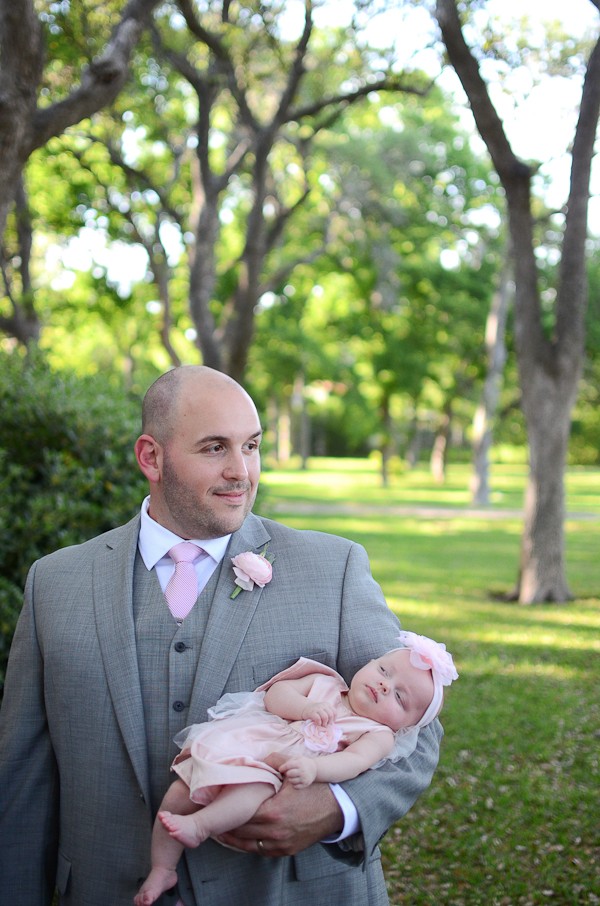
[230,547,273,599]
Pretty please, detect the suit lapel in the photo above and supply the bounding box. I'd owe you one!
[188,514,272,714]
[92,517,151,804]
[91,513,272,801]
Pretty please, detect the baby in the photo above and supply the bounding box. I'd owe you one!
[134,630,458,905]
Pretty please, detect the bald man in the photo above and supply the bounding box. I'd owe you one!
[0,366,441,906]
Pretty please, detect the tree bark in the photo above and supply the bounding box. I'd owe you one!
[0,0,44,240]
[435,0,600,602]
[0,0,160,345]
[430,405,450,484]
[470,253,512,505]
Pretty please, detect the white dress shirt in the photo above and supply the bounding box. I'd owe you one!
[138,496,231,594]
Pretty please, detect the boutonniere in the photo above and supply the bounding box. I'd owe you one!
[230,546,273,599]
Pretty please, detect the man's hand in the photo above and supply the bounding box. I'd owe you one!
[215,755,343,857]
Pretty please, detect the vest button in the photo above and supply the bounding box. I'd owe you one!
[174,641,187,653]
[172,700,186,712]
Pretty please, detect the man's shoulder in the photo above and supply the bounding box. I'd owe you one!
[35,515,140,567]
[251,513,356,551]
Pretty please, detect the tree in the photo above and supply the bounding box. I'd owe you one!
[469,249,512,505]
[63,1,432,380]
[0,0,160,344]
[313,89,500,482]
[434,0,600,602]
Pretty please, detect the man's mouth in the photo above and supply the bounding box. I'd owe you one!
[214,485,250,503]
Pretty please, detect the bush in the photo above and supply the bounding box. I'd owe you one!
[0,352,148,693]
[0,578,22,693]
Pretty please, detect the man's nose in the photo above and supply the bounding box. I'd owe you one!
[223,449,249,479]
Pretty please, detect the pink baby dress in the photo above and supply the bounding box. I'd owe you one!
[172,658,392,805]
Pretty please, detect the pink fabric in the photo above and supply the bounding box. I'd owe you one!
[165,542,203,620]
[172,663,391,805]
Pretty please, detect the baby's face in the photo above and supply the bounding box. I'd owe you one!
[347,649,434,731]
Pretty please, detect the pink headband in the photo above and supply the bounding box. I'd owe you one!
[396,630,458,728]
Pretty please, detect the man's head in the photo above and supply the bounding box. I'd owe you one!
[135,365,262,539]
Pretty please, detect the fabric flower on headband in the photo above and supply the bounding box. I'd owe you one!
[230,547,273,599]
[396,630,458,730]
[397,631,458,687]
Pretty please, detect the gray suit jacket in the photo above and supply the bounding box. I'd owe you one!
[0,512,441,906]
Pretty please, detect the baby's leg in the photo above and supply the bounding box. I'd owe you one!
[134,779,200,906]
[160,782,273,848]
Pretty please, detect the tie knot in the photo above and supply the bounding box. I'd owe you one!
[168,541,202,565]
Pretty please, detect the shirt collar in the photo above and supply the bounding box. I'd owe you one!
[138,496,231,570]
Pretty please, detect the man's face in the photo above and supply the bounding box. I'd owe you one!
[347,649,434,731]
[151,380,262,539]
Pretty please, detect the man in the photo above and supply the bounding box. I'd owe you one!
[0,365,442,905]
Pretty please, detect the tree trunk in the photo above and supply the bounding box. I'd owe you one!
[0,178,41,345]
[379,393,394,488]
[0,0,42,238]
[516,375,573,601]
[435,0,600,602]
[430,409,450,484]
[292,372,311,468]
[470,254,512,505]
[0,0,160,345]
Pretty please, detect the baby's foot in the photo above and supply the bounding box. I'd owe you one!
[134,866,178,906]
[159,810,208,848]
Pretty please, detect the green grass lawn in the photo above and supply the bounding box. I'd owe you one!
[261,457,600,905]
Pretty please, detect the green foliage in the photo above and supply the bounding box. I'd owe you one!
[3,2,600,471]
[570,246,600,464]
[0,577,22,699]
[0,351,147,691]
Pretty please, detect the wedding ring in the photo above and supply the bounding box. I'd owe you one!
[257,839,266,854]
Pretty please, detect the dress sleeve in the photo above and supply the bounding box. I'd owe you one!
[255,657,347,692]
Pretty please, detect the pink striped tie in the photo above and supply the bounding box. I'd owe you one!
[165,542,202,620]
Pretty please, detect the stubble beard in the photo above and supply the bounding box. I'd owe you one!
[161,453,256,539]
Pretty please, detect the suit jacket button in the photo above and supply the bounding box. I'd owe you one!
[173,700,186,712]
[174,641,187,653]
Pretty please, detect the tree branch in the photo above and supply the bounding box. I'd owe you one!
[287,74,430,125]
[30,0,160,152]
[434,0,546,368]
[557,31,600,356]
[434,0,528,186]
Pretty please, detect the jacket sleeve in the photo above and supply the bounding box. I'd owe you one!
[0,561,59,904]
[334,540,442,861]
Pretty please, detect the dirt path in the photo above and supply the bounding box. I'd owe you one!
[268,501,600,521]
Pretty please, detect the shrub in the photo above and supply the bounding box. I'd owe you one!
[0,352,147,693]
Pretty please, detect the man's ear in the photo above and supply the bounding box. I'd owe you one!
[135,434,162,483]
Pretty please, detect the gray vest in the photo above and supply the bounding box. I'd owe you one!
[132,552,216,813]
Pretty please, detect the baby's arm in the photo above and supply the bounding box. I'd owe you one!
[264,676,335,726]
[279,729,396,789]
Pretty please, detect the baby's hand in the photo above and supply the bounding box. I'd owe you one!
[301,701,335,726]
[279,756,318,789]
